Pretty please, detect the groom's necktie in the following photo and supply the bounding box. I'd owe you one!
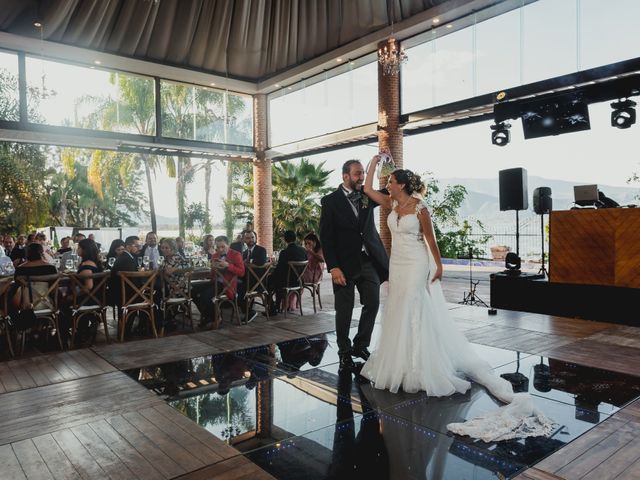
[344,188,360,216]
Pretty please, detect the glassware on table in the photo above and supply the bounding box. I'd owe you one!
[4,263,15,275]
[143,255,150,270]
[53,258,61,270]
[137,256,143,270]
[65,259,74,271]
[107,257,116,269]
[157,256,165,268]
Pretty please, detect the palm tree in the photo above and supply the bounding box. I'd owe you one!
[80,74,175,232]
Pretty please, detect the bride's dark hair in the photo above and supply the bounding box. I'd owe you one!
[392,169,426,196]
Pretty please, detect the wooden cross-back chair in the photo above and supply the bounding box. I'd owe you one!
[69,271,110,347]
[160,267,194,331]
[303,277,323,313]
[211,266,241,328]
[244,262,273,322]
[0,277,15,357]
[282,260,308,318]
[117,270,158,342]
[14,274,64,353]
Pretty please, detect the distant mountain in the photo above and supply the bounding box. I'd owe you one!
[137,214,179,227]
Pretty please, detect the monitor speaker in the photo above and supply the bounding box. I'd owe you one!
[533,187,552,214]
[499,168,528,211]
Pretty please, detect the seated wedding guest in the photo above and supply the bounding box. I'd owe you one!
[9,233,36,267]
[200,236,245,327]
[140,232,160,269]
[160,238,189,273]
[303,233,325,284]
[3,235,15,256]
[76,238,103,289]
[106,239,126,265]
[57,236,72,254]
[229,232,246,253]
[35,233,55,265]
[202,234,215,260]
[244,221,254,233]
[11,243,59,335]
[74,233,86,243]
[87,233,101,251]
[269,230,306,314]
[175,237,186,258]
[71,238,104,344]
[237,231,268,322]
[242,231,267,265]
[109,235,141,308]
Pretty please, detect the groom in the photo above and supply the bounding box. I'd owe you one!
[320,159,389,371]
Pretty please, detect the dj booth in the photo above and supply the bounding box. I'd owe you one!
[491,208,640,326]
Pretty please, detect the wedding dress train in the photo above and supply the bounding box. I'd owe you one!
[361,201,555,442]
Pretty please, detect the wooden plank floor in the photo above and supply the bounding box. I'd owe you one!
[91,335,223,370]
[0,349,116,393]
[516,399,640,480]
[0,403,240,480]
[1,285,639,479]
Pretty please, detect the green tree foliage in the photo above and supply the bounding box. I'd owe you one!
[0,142,50,233]
[0,67,54,232]
[422,174,490,258]
[184,202,210,234]
[259,159,334,249]
[47,148,147,228]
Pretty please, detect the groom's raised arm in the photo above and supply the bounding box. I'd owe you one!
[319,196,338,273]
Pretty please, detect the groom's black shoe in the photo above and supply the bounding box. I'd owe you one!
[352,347,371,361]
[339,354,356,372]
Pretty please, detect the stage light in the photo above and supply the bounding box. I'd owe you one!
[610,99,636,129]
[505,252,521,272]
[490,122,511,146]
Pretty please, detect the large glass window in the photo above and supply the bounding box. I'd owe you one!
[161,80,252,146]
[402,101,640,260]
[580,0,640,70]
[0,51,19,121]
[403,0,640,114]
[269,61,377,146]
[25,57,156,134]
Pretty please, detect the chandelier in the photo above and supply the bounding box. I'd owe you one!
[378,38,408,76]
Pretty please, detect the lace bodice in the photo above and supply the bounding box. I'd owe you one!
[388,200,430,262]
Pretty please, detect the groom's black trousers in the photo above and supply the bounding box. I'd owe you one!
[333,255,380,355]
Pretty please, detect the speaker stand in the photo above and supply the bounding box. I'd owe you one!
[515,210,520,257]
[460,248,488,307]
[538,213,548,278]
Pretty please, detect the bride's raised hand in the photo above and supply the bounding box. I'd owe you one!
[431,264,443,283]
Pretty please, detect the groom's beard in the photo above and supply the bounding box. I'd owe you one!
[347,179,363,191]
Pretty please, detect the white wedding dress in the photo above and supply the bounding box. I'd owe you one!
[361,201,555,442]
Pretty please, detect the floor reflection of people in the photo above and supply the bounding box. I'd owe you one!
[328,371,389,479]
[278,335,329,373]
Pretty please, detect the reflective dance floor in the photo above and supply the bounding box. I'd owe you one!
[127,323,640,480]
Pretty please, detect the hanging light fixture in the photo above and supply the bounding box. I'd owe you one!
[377,0,408,76]
[378,38,408,76]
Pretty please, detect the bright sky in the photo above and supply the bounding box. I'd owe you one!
[1,0,639,223]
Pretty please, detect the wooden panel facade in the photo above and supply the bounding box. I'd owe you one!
[550,209,640,288]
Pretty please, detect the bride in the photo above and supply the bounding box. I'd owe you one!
[360,153,554,442]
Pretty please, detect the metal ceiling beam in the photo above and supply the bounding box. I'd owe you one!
[0,121,255,161]
[266,123,378,161]
[0,32,257,95]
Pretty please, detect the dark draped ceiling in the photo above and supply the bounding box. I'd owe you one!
[0,0,448,81]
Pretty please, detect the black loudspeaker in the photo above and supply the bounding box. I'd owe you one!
[533,187,552,214]
[499,168,528,211]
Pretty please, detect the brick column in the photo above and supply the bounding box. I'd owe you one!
[377,38,404,254]
[253,94,273,255]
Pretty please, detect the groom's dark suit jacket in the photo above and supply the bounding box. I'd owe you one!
[320,186,389,283]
